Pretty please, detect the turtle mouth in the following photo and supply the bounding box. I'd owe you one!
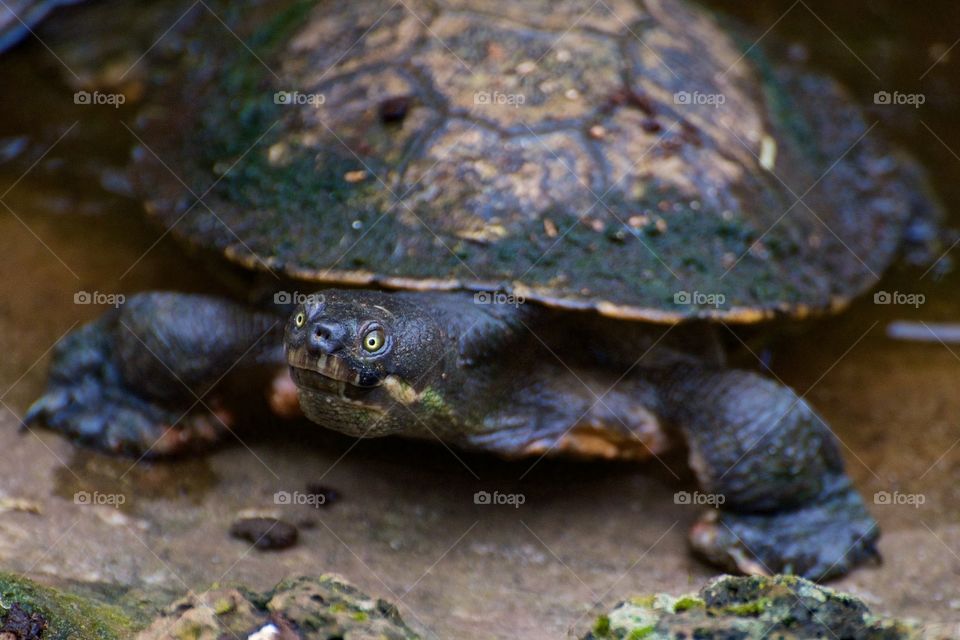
[286,347,379,400]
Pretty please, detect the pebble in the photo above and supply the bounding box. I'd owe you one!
[588,125,606,140]
[248,623,280,640]
[0,497,41,515]
[229,517,298,550]
[543,218,558,238]
[516,60,536,74]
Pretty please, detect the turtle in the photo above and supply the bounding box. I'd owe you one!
[26,0,940,580]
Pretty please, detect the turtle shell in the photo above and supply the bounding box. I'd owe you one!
[134,0,923,323]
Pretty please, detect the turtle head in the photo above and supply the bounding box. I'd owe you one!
[283,289,447,436]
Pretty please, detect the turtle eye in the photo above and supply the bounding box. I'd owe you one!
[294,312,306,328]
[361,326,386,353]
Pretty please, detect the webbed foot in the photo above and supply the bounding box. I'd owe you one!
[689,475,880,581]
[26,319,232,456]
[25,293,286,456]
[657,366,880,580]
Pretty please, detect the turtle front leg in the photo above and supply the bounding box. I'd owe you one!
[27,293,286,456]
[656,365,879,581]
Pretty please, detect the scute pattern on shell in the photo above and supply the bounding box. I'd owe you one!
[135,0,923,322]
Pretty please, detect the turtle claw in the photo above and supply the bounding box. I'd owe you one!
[688,476,880,581]
[27,318,231,457]
[28,384,229,457]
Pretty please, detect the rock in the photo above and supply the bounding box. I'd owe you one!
[0,572,138,639]
[229,516,299,550]
[583,575,921,640]
[135,588,263,640]
[0,603,47,639]
[0,570,419,640]
[138,574,421,640]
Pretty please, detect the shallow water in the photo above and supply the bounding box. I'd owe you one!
[0,1,959,638]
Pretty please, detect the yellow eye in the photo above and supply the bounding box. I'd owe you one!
[362,327,386,353]
[294,312,306,328]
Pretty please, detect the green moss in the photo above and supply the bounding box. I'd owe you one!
[0,572,140,639]
[672,596,704,613]
[592,614,611,637]
[419,387,450,415]
[717,597,770,617]
[626,626,655,640]
[351,611,369,621]
[627,595,656,608]
[213,597,235,615]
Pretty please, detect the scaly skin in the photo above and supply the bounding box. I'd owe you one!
[29,289,878,579]
[27,294,283,456]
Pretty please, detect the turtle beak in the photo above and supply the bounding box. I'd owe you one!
[286,345,367,388]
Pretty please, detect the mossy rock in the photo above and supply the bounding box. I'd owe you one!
[0,572,140,640]
[0,571,418,640]
[137,573,420,640]
[583,575,921,640]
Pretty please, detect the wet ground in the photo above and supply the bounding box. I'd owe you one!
[1,1,960,638]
